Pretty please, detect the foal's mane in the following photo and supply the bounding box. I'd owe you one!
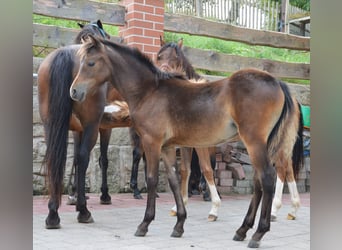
[79,36,186,81]
[159,42,202,81]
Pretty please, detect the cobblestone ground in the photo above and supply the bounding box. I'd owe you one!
[33,192,310,250]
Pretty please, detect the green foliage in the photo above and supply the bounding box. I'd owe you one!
[266,0,310,11]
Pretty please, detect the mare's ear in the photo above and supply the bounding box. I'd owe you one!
[78,22,84,29]
[177,38,183,48]
[97,20,103,29]
[160,36,165,47]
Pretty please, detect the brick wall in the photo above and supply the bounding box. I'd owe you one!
[119,0,164,60]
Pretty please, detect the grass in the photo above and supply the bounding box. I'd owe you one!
[33,15,310,84]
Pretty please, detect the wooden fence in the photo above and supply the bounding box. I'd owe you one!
[33,0,310,195]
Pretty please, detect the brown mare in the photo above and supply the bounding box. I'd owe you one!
[70,35,304,248]
[156,37,221,221]
[156,38,304,222]
[37,21,130,229]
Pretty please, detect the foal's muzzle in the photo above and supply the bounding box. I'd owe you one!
[70,86,86,102]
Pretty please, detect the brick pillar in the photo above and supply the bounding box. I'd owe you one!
[119,0,164,61]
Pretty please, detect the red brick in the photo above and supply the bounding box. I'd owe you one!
[227,163,246,180]
[216,153,223,162]
[128,19,154,29]
[145,13,164,23]
[134,3,154,14]
[144,29,163,38]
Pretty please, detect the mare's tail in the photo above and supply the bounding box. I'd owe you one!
[267,81,304,179]
[42,49,74,205]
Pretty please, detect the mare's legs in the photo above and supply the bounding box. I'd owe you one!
[130,129,144,199]
[76,125,99,223]
[170,147,192,216]
[233,142,276,248]
[195,147,221,221]
[98,128,112,204]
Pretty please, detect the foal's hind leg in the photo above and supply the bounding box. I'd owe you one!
[98,128,112,204]
[234,142,276,248]
[162,147,187,237]
[195,147,221,221]
[170,147,192,216]
[285,167,300,220]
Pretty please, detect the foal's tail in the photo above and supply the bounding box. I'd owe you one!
[267,81,304,179]
[42,49,74,205]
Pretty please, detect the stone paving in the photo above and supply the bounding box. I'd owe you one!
[33,192,310,250]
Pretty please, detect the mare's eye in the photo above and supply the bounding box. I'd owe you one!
[88,61,95,67]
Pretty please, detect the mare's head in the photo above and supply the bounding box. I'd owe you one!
[74,20,110,44]
[156,37,201,80]
[70,34,112,102]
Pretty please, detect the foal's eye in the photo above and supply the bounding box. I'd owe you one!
[88,61,95,67]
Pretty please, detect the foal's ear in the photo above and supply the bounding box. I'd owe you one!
[78,22,84,29]
[177,38,183,48]
[87,34,104,50]
[160,36,165,47]
[96,20,103,29]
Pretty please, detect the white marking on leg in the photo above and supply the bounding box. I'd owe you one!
[208,183,221,217]
[271,176,284,217]
[104,104,121,113]
[287,181,300,218]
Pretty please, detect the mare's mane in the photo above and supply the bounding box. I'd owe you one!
[79,36,187,82]
[159,42,202,81]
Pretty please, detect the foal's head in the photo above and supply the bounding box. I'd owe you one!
[156,37,201,80]
[70,35,112,102]
[74,20,110,44]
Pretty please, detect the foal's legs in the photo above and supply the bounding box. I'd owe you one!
[98,128,112,204]
[162,147,187,237]
[233,142,276,248]
[271,155,300,221]
[170,147,192,216]
[76,125,99,224]
[195,147,221,221]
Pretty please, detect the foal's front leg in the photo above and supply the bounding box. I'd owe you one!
[76,125,98,224]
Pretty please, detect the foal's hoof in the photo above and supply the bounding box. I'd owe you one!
[45,217,61,229]
[77,212,94,224]
[271,215,277,222]
[169,210,177,216]
[134,228,147,237]
[171,229,184,238]
[287,213,296,220]
[248,239,261,248]
[233,233,246,241]
[208,214,218,222]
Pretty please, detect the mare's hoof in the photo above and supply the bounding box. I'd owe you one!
[77,213,94,223]
[208,214,218,222]
[45,217,61,229]
[169,210,177,216]
[100,195,112,205]
[287,213,296,220]
[135,228,147,237]
[134,194,143,199]
[248,239,261,248]
[233,233,246,241]
[171,229,184,238]
[271,215,277,222]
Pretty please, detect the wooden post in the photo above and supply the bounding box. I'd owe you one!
[119,0,164,60]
